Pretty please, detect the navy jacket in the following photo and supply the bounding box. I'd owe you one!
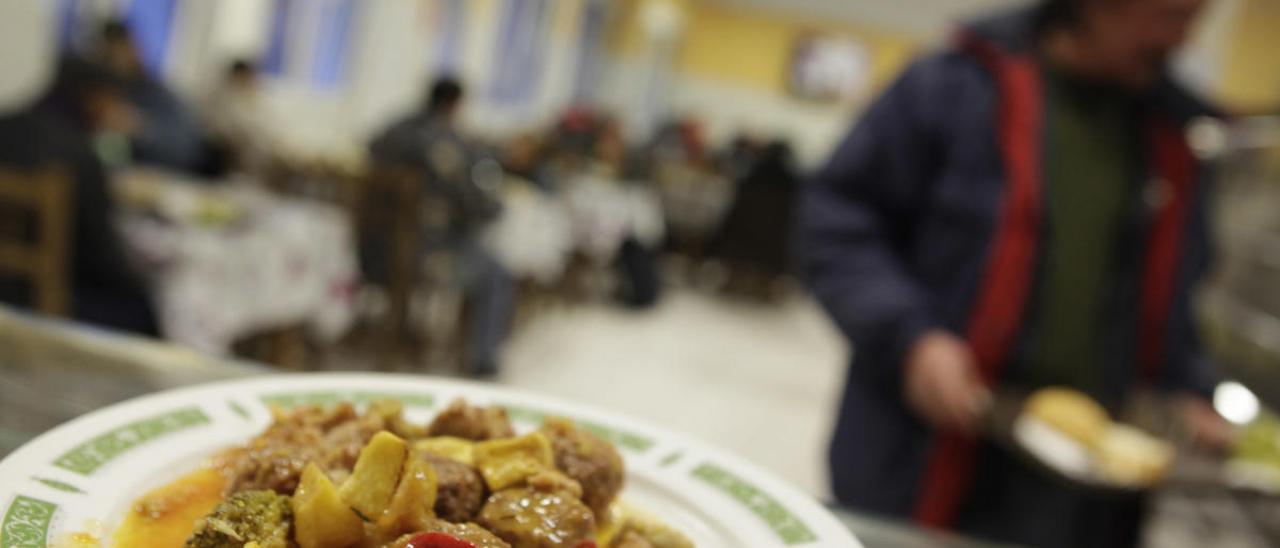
[800,7,1219,526]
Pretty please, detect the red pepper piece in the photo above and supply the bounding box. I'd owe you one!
[403,532,477,548]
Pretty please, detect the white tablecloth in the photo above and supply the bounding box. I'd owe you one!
[482,181,574,284]
[562,173,665,262]
[116,171,357,354]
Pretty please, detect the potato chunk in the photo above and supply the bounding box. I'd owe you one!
[377,458,439,536]
[472,432,554,491]
[292,463,364,548]
[338,431,409,520]
[414,436,476,467]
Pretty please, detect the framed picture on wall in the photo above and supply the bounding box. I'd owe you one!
[787,33,871,103]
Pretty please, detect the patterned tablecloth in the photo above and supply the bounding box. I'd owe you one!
[114,170,357,355]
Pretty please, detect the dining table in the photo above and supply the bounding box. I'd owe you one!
[111,168,359,355]
[0,305,1013,548]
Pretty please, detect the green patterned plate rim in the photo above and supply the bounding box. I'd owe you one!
[0,373,859,547]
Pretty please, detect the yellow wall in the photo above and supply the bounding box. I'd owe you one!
[676,3,919,96]
[1219,0,1280,113]
[609,0,922,99]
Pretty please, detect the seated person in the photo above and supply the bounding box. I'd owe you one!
[203,59,278,173]
[93,20,224,175]
[368,77,510,376]
[0,53,159,336]
[706,140,800,298]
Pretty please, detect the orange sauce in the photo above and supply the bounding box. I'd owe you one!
[112,466,230,547]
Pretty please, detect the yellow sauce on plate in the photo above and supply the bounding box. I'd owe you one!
[112,467,229,548]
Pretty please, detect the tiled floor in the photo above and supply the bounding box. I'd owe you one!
[492,292,1280,548]
[495,289,848,499]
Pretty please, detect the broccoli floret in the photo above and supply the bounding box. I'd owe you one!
[186,490,292,548]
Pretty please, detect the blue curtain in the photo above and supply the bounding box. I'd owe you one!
[310,0,355,88]
[488,0,550,105]
[434,0,467,74]
[262,0,293,77]
[125,0,180,74]
[263,0,354,89]
[57,0,83,49]
[572,0,608,104]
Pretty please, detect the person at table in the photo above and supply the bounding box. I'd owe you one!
[369,77,511,377]
[799,0,1231,546]
[708,139,799,300]
[203,59,277,173]
[91,20,222,176]
[0,8,159,337]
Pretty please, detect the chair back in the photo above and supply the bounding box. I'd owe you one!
[0,168,72,316]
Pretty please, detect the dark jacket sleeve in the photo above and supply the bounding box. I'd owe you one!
[799,57,951,380]
[1164,167,1221,398]
[69,144,145,292]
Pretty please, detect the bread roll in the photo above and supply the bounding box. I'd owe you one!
[1024,388,1111,447]
[1095,424,1174,486]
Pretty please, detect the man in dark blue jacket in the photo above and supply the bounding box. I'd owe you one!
[801,0,1231,546]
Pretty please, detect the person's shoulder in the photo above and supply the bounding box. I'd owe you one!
[896,47,993,92]
[1156,78,1224,122]
[874,48,995,129]
[369,115,423,147]
[1,109,91,160]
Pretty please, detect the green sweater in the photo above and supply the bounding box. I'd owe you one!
[1029,65,1139,393]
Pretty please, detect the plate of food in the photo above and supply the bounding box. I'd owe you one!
[0,373,859,547]
[986,388,1176,492]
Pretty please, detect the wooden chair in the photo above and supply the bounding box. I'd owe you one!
[0,168,72,316]
[263,158,365,216]
[356,165,426,369]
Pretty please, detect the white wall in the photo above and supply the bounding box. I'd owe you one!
[711,0,1030,37]
[597,56,862,167]
[164,0,596,152]
[466,0,593,138]
[345,0,432,138]
[155,0,1245,165]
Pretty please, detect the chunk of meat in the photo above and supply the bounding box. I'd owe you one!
[427,400,516,441]
[478,488,595,548]
[318,409,394,472]
[230,404,390,494]
[539,418,624,515]
[389,519,511,548]
[422,453,486,523]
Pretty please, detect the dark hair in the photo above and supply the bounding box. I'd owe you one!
[41,55,124,124]
[426,77,464,113]
[101,19,131,43]
[1039,0,1092,29]
[228,59,256,77]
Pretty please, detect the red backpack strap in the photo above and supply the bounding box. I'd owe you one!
[1138,116,1196,382]
[914,32,1045,528]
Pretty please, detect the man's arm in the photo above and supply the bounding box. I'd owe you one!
[800,55,995,431]
[799,58,946,379]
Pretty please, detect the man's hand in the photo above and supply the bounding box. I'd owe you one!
[1176,395,1235,451]
[904,330,991,435]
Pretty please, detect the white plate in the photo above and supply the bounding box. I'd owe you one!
[0,373,860,547]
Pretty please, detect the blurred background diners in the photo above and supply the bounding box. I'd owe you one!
[3,1,1280,547]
